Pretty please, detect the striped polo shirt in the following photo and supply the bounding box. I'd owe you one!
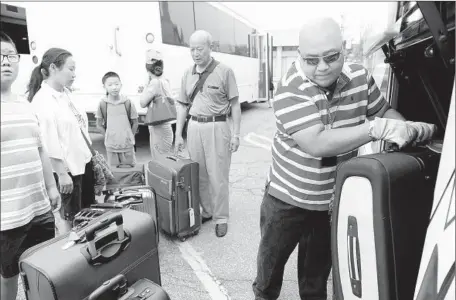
[1,97,51,231]
[267,59,390,211]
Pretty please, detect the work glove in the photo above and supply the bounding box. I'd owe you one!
[368,117,418,149]
[405,121,437,143]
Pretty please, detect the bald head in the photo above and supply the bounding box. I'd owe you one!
[299,17,343,55]
[297,17,345,88]
[189,30,213,67]
[189,30,213,47]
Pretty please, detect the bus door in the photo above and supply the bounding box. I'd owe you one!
[250,33,273,103]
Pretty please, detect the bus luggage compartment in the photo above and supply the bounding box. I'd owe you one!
[331,146,441,300]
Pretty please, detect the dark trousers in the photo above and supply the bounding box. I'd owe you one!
[81,160,95,209]
[252,185,332,300]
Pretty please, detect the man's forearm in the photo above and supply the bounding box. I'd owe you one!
[230,97,241,136]
[383,108,406,121]
[313,122,372,157]
[38,147,58,190]
[175,104,188,137]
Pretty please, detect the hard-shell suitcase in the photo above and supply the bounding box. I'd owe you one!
[101,185,159,244]
[103,185,158,219]
[19,209,161,300]
[146,155,201,241]
[88,274,171,300]
[331,146,441,300]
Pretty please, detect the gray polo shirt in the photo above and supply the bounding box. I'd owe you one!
[178,59,239,117]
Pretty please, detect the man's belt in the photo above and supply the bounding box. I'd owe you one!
[190,115,227,123]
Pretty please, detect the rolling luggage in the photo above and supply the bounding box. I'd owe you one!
[146,155,201,241]
[88,274,171,300]
[19,209,161,300]
[101,185,159,244]
[331,146,441,300]
[106,164,146,190]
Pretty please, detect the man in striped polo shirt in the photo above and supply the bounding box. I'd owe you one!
[1,32,61,300]
[252,18,436,300]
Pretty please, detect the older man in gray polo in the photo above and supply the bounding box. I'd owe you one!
[175,30,241,238]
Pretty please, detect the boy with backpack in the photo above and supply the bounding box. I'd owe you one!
[96,72,139,168]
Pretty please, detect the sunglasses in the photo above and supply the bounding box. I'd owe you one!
[1,54,20,63]
[300,51,341,66]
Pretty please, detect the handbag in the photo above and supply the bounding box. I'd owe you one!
[67,97,114,195]
[78,128,114,195]
[144,79,177,126]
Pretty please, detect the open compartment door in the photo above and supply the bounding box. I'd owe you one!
[413,83,455,300]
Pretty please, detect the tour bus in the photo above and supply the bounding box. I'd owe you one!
[1,1,273,131]
[334,2,454,300]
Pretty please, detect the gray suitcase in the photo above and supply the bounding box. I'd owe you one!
[88,274,171,300]
[146,155,201,241]
[19,209,161,300]
[100,185,159,244]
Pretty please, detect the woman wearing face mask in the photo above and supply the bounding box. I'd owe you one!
[28,48,93,233]
[140,49,176,159]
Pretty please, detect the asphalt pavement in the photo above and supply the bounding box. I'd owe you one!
[16,102,334,300]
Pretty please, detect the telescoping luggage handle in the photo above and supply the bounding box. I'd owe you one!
[88,274,128,300]
[85,213,130,263]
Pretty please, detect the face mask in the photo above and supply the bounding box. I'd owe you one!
[151,60,163,77]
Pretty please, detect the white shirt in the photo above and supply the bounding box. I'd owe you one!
[31,82,92,176]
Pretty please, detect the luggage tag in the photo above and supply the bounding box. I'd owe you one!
[189,208,195,227]
[188,189,195,227]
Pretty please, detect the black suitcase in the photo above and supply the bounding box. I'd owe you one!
[331,146,441,300]
[146,155,201,241]
[88,274,171,300]
[19,209,161,300]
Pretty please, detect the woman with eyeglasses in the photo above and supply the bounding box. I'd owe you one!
[27,47,93,234]
[0,32,60,300]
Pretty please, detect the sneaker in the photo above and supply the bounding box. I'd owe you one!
[215,223,228,237]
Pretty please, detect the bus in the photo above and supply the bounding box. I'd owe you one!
[1,1,273,131]
[333,2,455,300]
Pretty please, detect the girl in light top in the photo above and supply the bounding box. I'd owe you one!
[28,48,93,233]
[140,49,176,159]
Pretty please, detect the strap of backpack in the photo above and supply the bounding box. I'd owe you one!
[100,100,108,129]
[124,98,132,125]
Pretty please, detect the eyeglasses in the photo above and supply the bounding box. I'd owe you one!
[300,51,341,66]
[1,54,20,63]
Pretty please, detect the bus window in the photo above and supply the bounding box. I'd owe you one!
[159,1,195,47]
[0,3,30,55]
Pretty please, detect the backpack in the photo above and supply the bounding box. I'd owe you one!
[99,97,133,130]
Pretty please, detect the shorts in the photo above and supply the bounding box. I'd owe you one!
[53,172,83,221]
[0,210,55,278]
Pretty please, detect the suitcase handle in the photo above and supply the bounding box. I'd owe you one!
[86,214,126,258]
[347,216,362,297]
[88,274,128,300]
